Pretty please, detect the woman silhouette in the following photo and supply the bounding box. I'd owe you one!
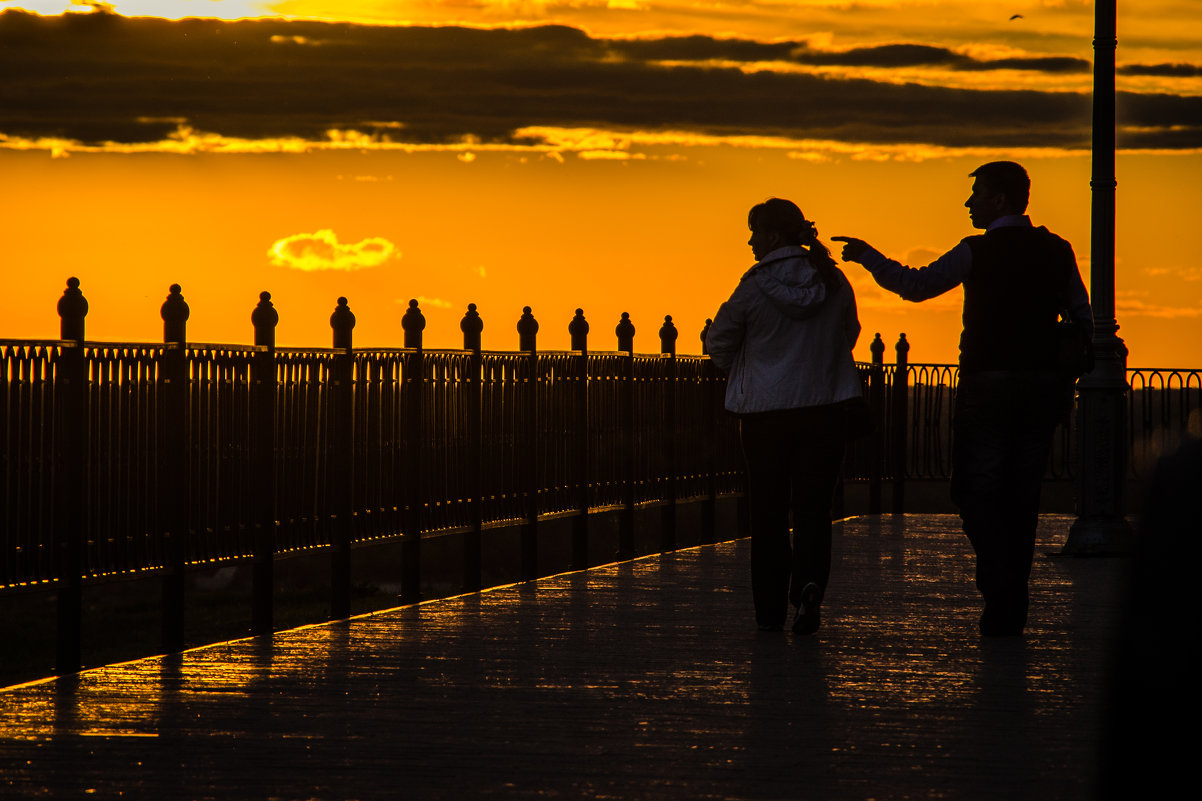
[706,198,863,634]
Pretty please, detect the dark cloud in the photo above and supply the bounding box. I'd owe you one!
[0,10,1195,151]
[608,36,1090,73]
[1119,62,1202,78]
[957,56,1089,73]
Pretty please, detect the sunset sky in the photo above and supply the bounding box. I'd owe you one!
[2,0,1199,365]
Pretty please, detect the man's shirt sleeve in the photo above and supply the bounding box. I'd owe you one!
[854,240,974,302]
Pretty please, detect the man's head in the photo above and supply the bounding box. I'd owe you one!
[965,161,1030,229]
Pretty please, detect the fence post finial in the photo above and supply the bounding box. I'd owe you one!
[402,298,425,350]
[659,315,677,356]
[517,306,538,353]
[895,332,910,367]
[331,296,356,350]
[871,332,885,366]
[162,284,189,345]
[461,303,483,352]
[616,312,635,354]
[57,277,88,343]
[251,291,278,349]
[700,318,712,355]
[569,308,589,353]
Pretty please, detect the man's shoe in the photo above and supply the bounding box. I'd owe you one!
[980,600,1025,636]
[792,582,821,635]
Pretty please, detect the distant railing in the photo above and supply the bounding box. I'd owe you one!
[844,348,1201,495]
[3,278,1199,675]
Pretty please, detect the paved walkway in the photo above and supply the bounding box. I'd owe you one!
[1,515,1124,800]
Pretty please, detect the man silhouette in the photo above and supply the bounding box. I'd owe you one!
[833,161,1092,636]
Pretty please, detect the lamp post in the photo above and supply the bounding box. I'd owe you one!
[1063,0,1134,554]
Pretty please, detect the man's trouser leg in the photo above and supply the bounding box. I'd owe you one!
[951,372,1057,635]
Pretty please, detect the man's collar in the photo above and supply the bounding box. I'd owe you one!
[986,214,1032,231]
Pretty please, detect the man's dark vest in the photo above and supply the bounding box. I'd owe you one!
[961,225,1077,372]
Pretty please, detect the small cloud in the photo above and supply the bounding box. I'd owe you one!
[787,150,832,163]
[413,296,453,309]
[68,0,116,13]
[458,152,477,162]
[268,229,398,272]
[477,266,487,278]
[577,149,645,160]
[270,35,323,46]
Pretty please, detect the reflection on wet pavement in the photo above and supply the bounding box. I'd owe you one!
[0,515,1121,800]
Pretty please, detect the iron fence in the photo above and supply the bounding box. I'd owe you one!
[3,278,1200,672]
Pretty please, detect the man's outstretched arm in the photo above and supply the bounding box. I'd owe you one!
[832,236,970,302]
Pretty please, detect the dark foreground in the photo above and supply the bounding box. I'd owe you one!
[0,515,1123,800]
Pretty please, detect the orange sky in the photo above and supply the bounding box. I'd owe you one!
[2,1,1200,366]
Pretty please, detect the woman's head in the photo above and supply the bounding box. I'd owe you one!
[747,198,816,259]
[747,197,840,288]
[750,198,817,260]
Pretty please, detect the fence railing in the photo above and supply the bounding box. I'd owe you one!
[3,278,1199,674]
[844,353,1201,491]
[2,281,752,673]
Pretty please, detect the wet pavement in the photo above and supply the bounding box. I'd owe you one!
[0,514,1124,800]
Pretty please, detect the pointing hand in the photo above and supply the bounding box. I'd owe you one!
[830,236,871,262]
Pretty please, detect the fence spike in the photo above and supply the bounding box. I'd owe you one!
[871,333,885,365]
[162,284,189,345]
[461,303,483,352]
[569,308,589,352]
[659,315,677,356]
[57,277,88,343]
[517,306,538,353]
[252,291,278,349]
[402,298,425,349]
[331,296,355,350]
[616,312,635,354]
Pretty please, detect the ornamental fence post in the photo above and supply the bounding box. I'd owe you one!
[699,319,716,545]
[329,297,355,620]
[517,307,540,580]
[461,304,484,592]
[400,300,425,603]
[570,309,590,569]
[54,277,88,675]
[160,284,189,652]
[659,315,678,552]
[616,312,636,560]
[891,333,910,514]
[869,333,886,514]
[250,292,278,635]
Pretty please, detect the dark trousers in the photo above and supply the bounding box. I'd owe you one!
[740,405,847,628]
[950,371,1061,633]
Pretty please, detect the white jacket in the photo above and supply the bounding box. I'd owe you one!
[706,245,862,414]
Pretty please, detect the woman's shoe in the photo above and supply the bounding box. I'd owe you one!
[792,582,821,635]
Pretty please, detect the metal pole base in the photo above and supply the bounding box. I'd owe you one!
[1064,327,1134,556]
[1063,513,1134,556]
